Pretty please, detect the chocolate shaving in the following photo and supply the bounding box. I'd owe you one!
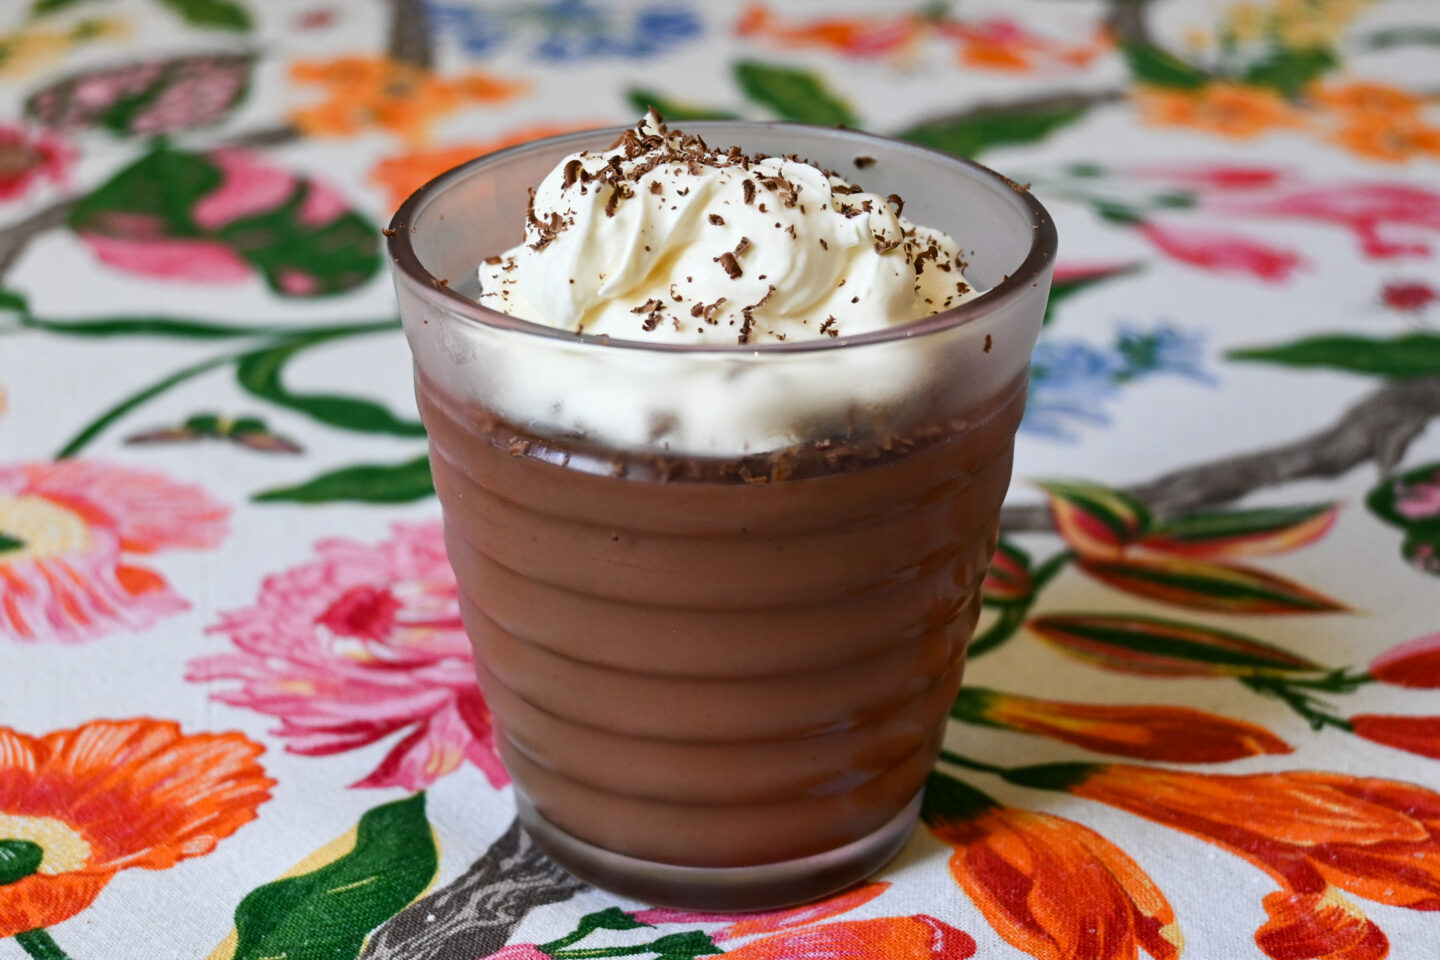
[853,156,876,168]
[716,251,742,278]
[887,193,904,215]
[818,238,828,250]
[742,179,756,204]
[733,236,751,256]
[709,214,725,226]
[482,255,504,265]
[631,298,665,314]
[819,316,838,337]
[649,180,663,195]
[563,158,583,187]
[984,334,993,353]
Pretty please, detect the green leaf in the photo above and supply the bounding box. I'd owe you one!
[1146,503,1337,556]
[26,52,255,136]
[625,88,739,122]
[1037,479,1153,550]
[899,99,1091,158]
[648,931,722,960]
[1123,42,1207,89]
[30,0,100,14]
[156,0,251,30]
[1077,556,1348,614]
[0,533,26,555]
[1242,45,1338,97]
[235,338,425,438]
[921,770,1001,828]
[1029,612,1323,677]
[233,794,436,960]
[69,144,381,298]
[255,456,434,504]
[576,907,649,936]
[1228,333,1440,378]
[1401,530,1440,578]
[1360,27,1440,49]
[734,61,857,128]
[1367,460,1440,532]
[1045,264,1141,323]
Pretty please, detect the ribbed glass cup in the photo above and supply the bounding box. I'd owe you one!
[388,122,1055,910]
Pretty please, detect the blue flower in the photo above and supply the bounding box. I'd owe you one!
[425,0,703,62]
[1023,323,1212,441]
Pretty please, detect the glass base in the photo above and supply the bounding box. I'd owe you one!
[514,789,921,911]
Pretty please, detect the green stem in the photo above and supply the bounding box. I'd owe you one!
[55,351,241,459]
[937,749,1014,776]
[967,605,1027,659]
[550,947,657,959]
[14,930,76,960]
[53,320,401,459]
[1242,676,1354,733]
[969,550,1075,660]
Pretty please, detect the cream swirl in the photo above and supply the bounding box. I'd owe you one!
[478,111,977,344]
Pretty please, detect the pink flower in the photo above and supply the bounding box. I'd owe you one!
[479,946,551,960]
[1211,183,1440,259]
[1139,219,1304,282]
[0,460,229,643]
[0,126,73,202]
[190,521,506,792]
[1393,472,1440,522]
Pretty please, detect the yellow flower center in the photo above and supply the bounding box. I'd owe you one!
[0,814,93,875]
[0,494,92,564]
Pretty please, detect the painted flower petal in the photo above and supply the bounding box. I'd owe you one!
[1029,613,1322,676]
[1139,219,1304,282]
[924,774,1179,960]
[633,882,890,940]
[1255,890,1388,960]
[1369,632,1440,688]
[981,540,1033,604]
[1351,714,1440,760]
[1077,555,1348,614]
[1037,480,1151,558]
[954,686,1292,762]
[717,916,976,960]
[1140,503,1339,560]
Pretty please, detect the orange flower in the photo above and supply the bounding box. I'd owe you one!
[953,686,1292,762]
[1002,761,1440,956]
[1349,714,1440,760]
[288,56,524,141]
[1329,114,1440,163]
[923,773,1180,960]
[718,915,976,960]
[1311,81,1423,118]
[370,123,598,212]
[0,718,272,937]
[1256,890,1388,960]
[1134,83,1303,138]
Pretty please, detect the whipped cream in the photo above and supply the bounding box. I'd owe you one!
[478,111,978,344]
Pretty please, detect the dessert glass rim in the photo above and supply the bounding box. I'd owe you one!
[386,120,1057,356]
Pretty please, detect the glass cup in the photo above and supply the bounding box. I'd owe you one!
[387,122,1054,910]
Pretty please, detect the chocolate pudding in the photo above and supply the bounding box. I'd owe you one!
[389,117,1055,908]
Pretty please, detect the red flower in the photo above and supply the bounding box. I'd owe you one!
[0,126,71,202]
[0,718,271,937]
[1350,714,1440,760]
[1127,163,1290,191]
[1138,219,1304,282]
[953,686,1291,762]
[981,541,1032,604]
[1369,632,1440,688]
[924,773,1179,960]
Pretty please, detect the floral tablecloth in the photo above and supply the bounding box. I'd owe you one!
[3,0,1440,958]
